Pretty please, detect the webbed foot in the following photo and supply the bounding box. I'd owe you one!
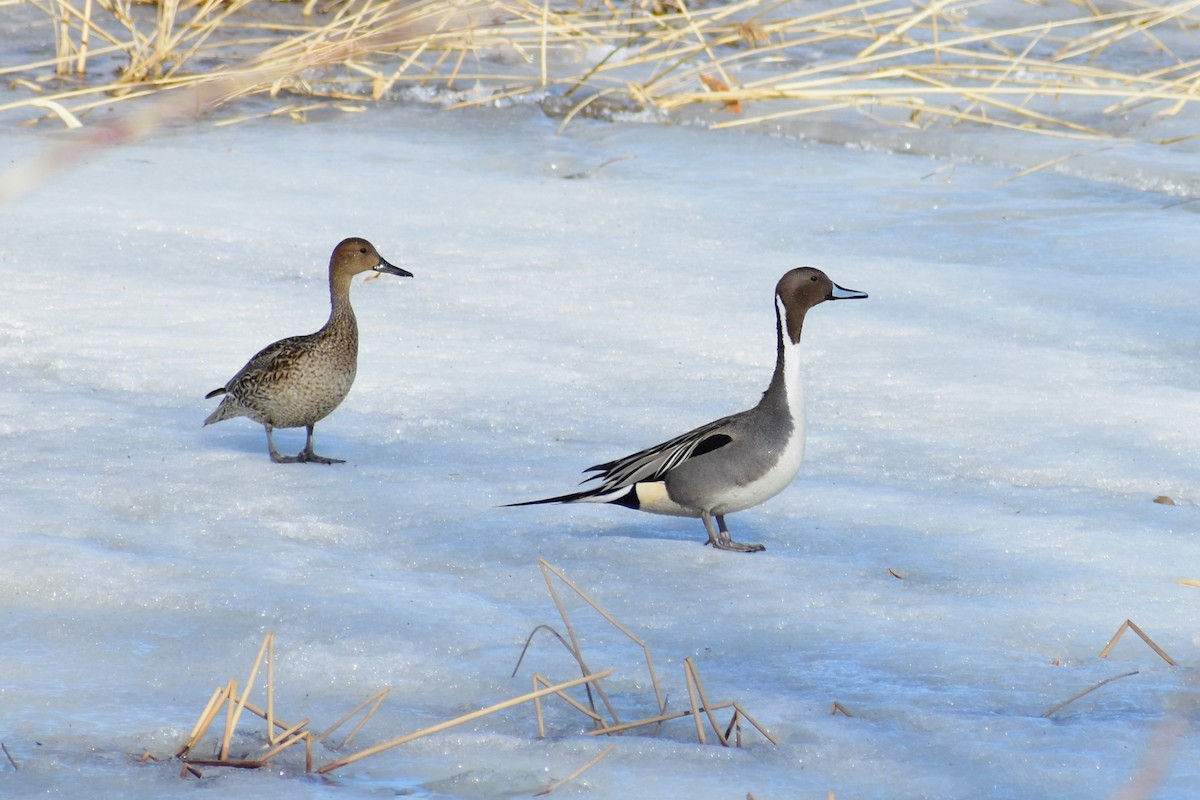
[701,512,766,553]
[296,450,345,465]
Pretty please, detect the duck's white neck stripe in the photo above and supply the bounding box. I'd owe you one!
[775,294,790,341]
[775,294,805,421]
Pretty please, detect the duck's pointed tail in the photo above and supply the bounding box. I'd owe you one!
[503,485,636,508]
[203,389,237,427]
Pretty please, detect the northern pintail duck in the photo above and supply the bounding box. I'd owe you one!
[508,267,866,552]
[204,237,412,463]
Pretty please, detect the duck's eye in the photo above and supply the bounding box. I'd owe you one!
[810,275,818,282]
[360,247,368,254]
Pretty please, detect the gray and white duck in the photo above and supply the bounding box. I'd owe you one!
[508,267,866,552]
[204,237,412,464]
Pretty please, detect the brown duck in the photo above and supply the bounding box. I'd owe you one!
[204,237,412,463]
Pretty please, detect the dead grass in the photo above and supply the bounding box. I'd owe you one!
[4,0,1200,140]
[170,629,615,780]
[1099,619,1178,666]
[1041,618,1178,718]
[166,559,773,784]
[516,559,777,746]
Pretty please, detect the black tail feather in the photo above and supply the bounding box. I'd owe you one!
[503,485,639,509]
[502,489,595,507]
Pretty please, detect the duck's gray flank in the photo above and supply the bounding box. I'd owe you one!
[507,267,866,552]
[204,237,412,463]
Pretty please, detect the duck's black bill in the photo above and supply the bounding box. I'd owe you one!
[376,259,414,278]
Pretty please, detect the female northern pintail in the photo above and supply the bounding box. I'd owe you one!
[508,267,866,552]
[204,237,412,464]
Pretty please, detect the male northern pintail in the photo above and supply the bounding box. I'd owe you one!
[508,267,866,552]
[204,237,412,463]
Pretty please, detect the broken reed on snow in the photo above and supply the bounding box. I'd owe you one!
[8,0,1200,137]
[170,559,775,780]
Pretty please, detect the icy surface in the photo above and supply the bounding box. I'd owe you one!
[1,95,1198,799]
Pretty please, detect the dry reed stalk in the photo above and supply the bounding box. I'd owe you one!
[539,559,665,716]
[645,3,1200,134]
[725,706,742,746]
[533,744,615,797]
[219,678,239,761]
[556,153,636,179]
[830,701,854,717]
[314,688,390,747]
[730,703,776,745]
[315,669,613,775]
[537,678,779,744]
[683,658,706,744]
[583,697,777,744]
[0,0,1190,172]
[175,683,232,758]
[266,631,275,743]
[1041,670,1140,718]
[584,701,737,736]
[235,699,301,735]
[77,0,93,74]
[172,628,624,778]
[1099,620,1177,666]
[856,0,945,59]
[1,742,18,771]
[1106,58,1200,115]
[175,631,316,769]
[1054,0,1200,62]
[0,3,449,204]
[530,672,607,738]
[533,675,547,738]
[183,757,265,768]
[992,149,1108,187]
[220,631,275,760]
[537,566,621,727]
[512,624,585,677]
[514,623,609,728]
[684,657,728,746]
[6,0,1199,145]
[530,562,774,747]
[257,728,312,764]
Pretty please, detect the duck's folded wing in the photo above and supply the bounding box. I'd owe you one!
[226,335,307,389]
[583,415,738,490]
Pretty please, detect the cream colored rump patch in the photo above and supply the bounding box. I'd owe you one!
[634,481,698,518]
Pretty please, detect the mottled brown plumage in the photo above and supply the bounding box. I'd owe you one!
[204,237,412,463]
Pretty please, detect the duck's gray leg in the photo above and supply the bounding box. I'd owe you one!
[296,424,345,465]
[265,425,301,464]
[702,511,765,553]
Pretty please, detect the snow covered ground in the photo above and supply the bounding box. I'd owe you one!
[1,82,1199,798]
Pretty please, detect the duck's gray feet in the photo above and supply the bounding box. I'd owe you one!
[268,450,343,464]
[264,425,344,465]
[702,513,766,553]
[709,535,766,553]
[295,449,344,465]
[296,425,344,464]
